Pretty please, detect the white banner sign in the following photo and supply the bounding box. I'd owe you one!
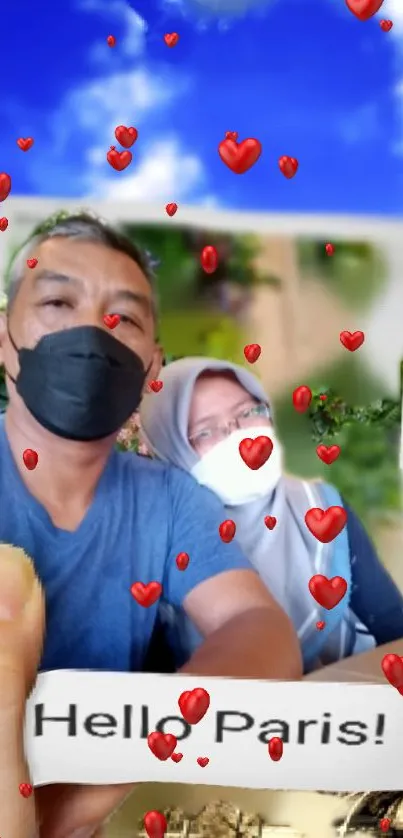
[25,670,402,791]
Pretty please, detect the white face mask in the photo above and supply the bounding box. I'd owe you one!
[190,426,283,506]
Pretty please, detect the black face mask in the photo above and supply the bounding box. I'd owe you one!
[6,325,150,442]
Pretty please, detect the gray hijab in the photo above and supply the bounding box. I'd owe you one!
[140,357,375,671]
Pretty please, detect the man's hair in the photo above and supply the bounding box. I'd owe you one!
[6,210,159,321]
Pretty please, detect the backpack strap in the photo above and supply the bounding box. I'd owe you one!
[301,481,352,668]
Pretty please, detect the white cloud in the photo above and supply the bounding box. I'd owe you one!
[161,0,272,14]
[48,66,185,162]
[76,0,147,59]
[384,0,403,34]
[67,68,175,132]
[25,0,212,204]
[42,64,207,204]
[86,138,205,202]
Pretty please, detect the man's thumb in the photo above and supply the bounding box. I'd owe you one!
[0,545,45,838]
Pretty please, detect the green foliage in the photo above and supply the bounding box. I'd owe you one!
[120,224,277,314]
[308,387,400,521]
[159,311,247,364]
[120,222,263,360]
[116,436,140,455]
[121,224,196,312]
[297,239,386,311]
[307,388,401,441]
[274,367,401,524]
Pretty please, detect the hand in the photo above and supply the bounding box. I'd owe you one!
[0,546,134,838]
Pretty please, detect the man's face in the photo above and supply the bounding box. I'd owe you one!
[0,236,163,406]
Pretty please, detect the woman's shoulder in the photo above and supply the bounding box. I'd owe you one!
[282,474,344,507]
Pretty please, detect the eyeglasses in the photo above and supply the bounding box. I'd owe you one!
[189,403,271,451]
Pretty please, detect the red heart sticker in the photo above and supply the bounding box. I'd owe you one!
[243,343,261,363]
[114,125,138,148]
[239,436,273,470]
[149,380,163,393]
[200,245,218,274]
[103,313,120,329]
[171,752,183,763]
[165,203,178,217]
[144,810,167,838]
[309,575,347,609]
[292,385,312,413]
[147,731,177,760]
[0,217,8,231]
[176,552,189,571]
[379,817,391,833]
[106,146,132,171]
[164,32,179,47]
[316,620,325,630]
[305,506,347,543]
[23,449,38,470]
[0,173,11,202]
[380,19,393,30]
[130,581,162,608]
[381,653,403,689]
[27,259,37,269]
[197,757,209,768]
[219,519,236,543]
[268,736,283,762]
[178,688,210,725]
[264,515,277,530]
[278,156,298,178]
[19,783,33,798]
[316,444,341,465]
[218,137,262,175]
[107,34,116,46]
[345,0,385,21]
[17,137,34,152]
[339,330,365,351]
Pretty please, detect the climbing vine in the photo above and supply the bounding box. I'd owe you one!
[308,388,401,441]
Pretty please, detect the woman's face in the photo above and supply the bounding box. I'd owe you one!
[187,371,272,455]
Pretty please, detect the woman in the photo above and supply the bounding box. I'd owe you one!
[140,356,403,674]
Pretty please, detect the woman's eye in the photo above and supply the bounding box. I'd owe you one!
[196,430,211,441]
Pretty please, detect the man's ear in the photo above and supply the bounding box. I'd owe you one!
[0,313,6,367]
[147,343,164,384]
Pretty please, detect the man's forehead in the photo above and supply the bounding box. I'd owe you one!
[26,237,152,294]
[33,236,123,268]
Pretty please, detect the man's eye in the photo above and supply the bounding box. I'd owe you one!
[119,314,141,328]
[43,299,70,308]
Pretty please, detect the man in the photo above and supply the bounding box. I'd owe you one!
[0,210,301,679]
[0,212,303,836]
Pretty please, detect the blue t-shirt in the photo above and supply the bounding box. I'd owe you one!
[0,418,251,672]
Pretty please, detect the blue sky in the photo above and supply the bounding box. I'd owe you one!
[2,0,402,214]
